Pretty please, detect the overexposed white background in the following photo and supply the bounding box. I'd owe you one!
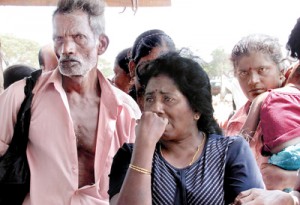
[0,0,300,64]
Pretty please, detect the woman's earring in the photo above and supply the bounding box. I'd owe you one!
[194,114,200,120]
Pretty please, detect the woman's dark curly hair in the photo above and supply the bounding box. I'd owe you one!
[137,51,223,136]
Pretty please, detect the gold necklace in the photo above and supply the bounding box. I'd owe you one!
[160,132,206,166]
[188,132,206,165]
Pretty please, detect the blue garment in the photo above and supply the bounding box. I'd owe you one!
[268,143,300,192]
[268,143,300,170]
[108,135,264,205]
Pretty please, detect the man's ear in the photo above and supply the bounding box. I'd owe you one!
[97,34,109,55]
[129,60,136,78]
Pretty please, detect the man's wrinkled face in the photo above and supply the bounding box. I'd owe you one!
[52,11,99,77]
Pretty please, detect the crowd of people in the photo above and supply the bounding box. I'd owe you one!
[0,0,300,204]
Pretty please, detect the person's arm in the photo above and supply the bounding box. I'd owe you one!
[232,165,300,205]
[232,188,299,205]
[224,137,265,204]
[240,92,268,141]
[109,111,168,205]
[261,163,299,190]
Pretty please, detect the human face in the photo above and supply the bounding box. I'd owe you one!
[111,64,131,93]
[144,75,198,140]
[134,45,170,110]
[52,10,107,77]
[235,52,283,101]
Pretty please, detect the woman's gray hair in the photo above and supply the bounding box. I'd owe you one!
[53,0,106,35]
[230,34,287,72]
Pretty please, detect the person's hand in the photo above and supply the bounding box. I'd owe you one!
[135,111,168,147]
[232,188,295,205]
[260,163,297,190]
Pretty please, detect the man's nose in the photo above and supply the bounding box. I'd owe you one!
[248,71,260,85]
[61,39,75,56]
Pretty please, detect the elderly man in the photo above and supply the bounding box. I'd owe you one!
[0,0,141,204]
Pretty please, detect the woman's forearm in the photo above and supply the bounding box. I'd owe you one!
[112,144,155,205]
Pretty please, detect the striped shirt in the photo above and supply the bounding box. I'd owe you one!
[109,135,264,205]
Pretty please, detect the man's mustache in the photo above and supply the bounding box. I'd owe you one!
[59,56,81,63]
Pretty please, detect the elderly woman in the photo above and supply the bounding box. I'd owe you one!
[108,51,264,205]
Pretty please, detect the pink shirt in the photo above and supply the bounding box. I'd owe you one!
[0,69,141,205]
[261,90,300,152]
[224,101,268,167]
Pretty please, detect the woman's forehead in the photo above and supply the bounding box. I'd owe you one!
[236,52,277,69]
[146,75,178,93]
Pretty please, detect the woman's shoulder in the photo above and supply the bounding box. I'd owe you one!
[208,134,243,142]
[208,134,248,148]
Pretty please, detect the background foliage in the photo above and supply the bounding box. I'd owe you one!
[202,48,233,78]
[0,34,40,68]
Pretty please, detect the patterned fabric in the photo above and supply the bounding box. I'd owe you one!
[152,136,232,205]
[108,134,264,205]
